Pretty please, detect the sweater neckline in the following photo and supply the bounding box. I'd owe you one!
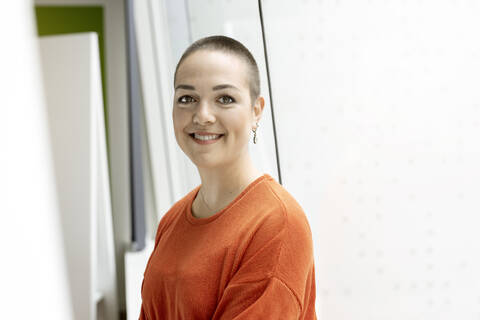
[185,173,273,226]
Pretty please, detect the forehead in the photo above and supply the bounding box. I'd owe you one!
[175,50,250,90]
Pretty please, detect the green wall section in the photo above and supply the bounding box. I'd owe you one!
[35,6,109,147]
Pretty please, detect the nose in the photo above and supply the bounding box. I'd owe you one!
[193,100,215,125]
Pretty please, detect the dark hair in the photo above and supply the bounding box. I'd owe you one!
[173,35,260,105]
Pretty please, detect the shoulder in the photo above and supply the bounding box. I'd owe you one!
[153,185,200,246]
[230,177,315,286]
[262,178,315,311]
[238,176,313,255]
[259,177,313,239]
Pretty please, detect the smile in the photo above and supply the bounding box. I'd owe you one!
[189,133,224,145]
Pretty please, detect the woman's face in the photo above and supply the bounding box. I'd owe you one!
[172,49,262,169]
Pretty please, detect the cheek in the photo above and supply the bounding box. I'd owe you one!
[172,107,188,129]
[224,112,251,133]
[229,115,250,141]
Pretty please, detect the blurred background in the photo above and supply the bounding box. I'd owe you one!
[1,0,480,319]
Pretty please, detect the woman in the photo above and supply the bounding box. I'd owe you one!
[139,35,317,319]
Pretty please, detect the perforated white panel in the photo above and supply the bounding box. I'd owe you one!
[186,0,480,318]
[261,0,480,319]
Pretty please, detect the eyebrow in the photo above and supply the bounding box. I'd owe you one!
[174,84,240,91]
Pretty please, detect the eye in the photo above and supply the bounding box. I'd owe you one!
[178,95,195,104]
[218,95,235,105]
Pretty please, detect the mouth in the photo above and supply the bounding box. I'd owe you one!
[189,133,225,144]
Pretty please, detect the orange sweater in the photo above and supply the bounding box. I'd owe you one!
[139,173,317,319]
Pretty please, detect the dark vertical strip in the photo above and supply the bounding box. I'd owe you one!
[257,0,282,185]
[125,0,146,251]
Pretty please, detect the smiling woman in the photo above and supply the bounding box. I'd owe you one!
[139,35,317,320]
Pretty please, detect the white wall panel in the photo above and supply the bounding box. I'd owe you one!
[0,1,73,318]
[35,1,131,312]
[260,0,480,319]
[39,32,117,320]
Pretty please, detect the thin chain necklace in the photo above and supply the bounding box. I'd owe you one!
[199,187,214,211]
[198,178,256,213]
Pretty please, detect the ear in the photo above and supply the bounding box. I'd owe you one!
[252,96,265,126]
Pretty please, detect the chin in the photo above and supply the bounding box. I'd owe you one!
[192,159,222,169]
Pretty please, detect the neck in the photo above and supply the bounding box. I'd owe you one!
[196,154,263,208]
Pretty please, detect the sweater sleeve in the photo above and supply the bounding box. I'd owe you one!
[211,276,300,319]
[211,204,315,320]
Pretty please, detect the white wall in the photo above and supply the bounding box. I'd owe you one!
[35,0,131,314]
[260,0,480,319]
[0,1,73,318]
[183,0,480,318]
[39,32,118,320]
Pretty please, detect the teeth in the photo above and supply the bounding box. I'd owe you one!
[194,133,221,141]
